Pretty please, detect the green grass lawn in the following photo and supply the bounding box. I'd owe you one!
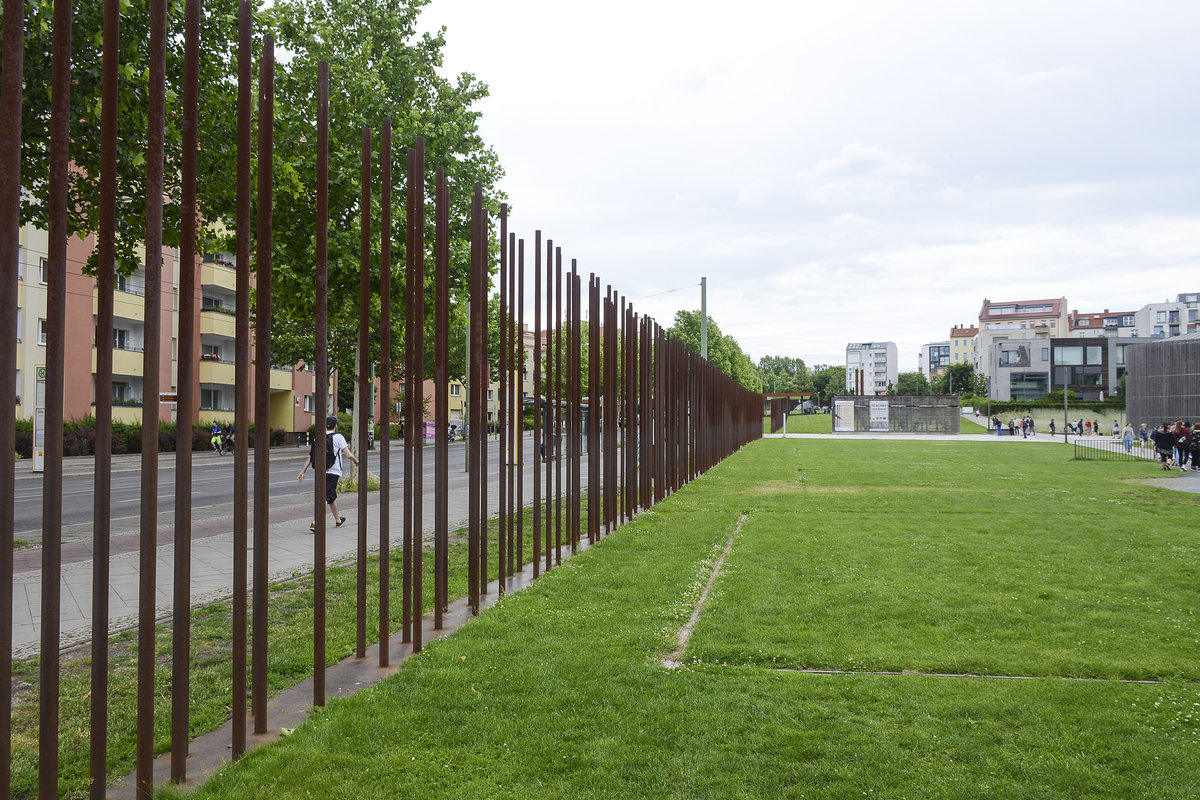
[178,438,1200,799]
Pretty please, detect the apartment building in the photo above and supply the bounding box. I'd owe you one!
[15,223,321,434]
[845,342,897,395]
[949,324,978,367]
[918,341,950,377]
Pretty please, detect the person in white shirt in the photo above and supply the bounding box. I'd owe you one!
[297,415,360,531]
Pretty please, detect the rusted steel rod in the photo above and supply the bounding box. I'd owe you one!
[232,0,253,756]
[410,138,425,652]
[133,0,167,793]
[41,0,73,791]
[497,204,507,591]
[543,238,552,573]
[516,237,525,572]
[477,197,489,598]
[554,247,562,564]
[467,185,483,613]
[357,127,370,658]
[171,0,201,780]
[379,120,392,667]
[251,33,274,736]
[507,231,518,577]
[0,0,18,782]
[434,167,449,628]
[402,140,414,645]
[532,231,541,578]
[313,60,330,706]
[588,276,599,544]
[88,0,117,794]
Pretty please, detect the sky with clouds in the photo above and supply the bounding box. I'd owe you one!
[418,0,1200,372]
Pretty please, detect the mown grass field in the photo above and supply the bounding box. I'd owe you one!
[176,437,1200,799]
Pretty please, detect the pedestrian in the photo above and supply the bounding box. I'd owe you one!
[1111,419,1120,439]
[1077,419,1084,437]
[1021,417,1028,439]
[1139,423,1149,447]
[1190,423,1200,470]
[1084,420,1091,436]
[1122,423,1134,453]
[210,422,223,454]
[1049,419,1056,435]
[1174,420,1192,471]
[1151,423,1175,470]
[1093,420,1100,437]
[297,415,360,530]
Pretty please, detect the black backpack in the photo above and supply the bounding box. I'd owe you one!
[310,432,336,470]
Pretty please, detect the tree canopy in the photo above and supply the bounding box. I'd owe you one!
[757,355,812,394]
[892,371,931,395]
[8,0,504,392]
[667,310,758,392]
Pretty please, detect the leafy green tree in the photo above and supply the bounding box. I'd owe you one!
[933,362,976,395]
[261,0,504,394]
[757,355,812,393]
[667,310,758,391]
[895,371,930,395]
[810,364,846,404]
[9,0,248,272]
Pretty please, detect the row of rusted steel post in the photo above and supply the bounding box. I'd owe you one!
[0,0,765,797]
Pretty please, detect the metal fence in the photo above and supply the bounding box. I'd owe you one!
[1072,438,1160,462]
[0,1,765,797]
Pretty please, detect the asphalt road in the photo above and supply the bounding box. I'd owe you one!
[12,436,531,543]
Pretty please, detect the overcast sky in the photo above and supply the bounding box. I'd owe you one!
[418,0,1200,373]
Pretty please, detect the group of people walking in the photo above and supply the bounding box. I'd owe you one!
[1149,420,1199,471]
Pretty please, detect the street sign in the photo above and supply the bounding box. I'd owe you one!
[160,392,178,404]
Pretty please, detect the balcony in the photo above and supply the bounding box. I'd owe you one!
[200,260,237,293]
[199,359,236,385]
[270,366,292,391]
[93,346,145,377]
[94,289,146,322]
[200,307,237,339]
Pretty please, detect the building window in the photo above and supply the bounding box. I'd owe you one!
[112,382,131,403]
[114,328,131,350]
[39,257,48,284]
[450,384,461,397]
[38,318,47,345]
[1041,347,1049,361]
[304,395,313,412]
[487,389,493,401]
[1156,311,1167,323]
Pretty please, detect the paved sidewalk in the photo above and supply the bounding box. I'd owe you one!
[13,438,580,659]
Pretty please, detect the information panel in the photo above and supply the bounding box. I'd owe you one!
[869,400,890,432]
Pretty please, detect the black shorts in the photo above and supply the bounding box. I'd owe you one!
[325,473,339,504]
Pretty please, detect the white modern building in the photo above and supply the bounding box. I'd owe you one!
[918,341,950,377]
[845,341,897,395]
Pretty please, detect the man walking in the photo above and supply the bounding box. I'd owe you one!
[297,415,360,531]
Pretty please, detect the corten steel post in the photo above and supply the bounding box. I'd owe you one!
[543,239,552,573]
[89,1,118,793]
[410,138,425,652]
[497,205,507,591]
[516,239,525,571]
[171,0,201,779]
[0,0,20,788]
[554,247,562,564]
[313,61,330,706]
[134,1,168,792]
[401,144,414,645]
[588,277,599,544]
[40,0,73,792]
[607,290,618,530]
[570,266,580,551]
[252,34,274,736]
[379,121,392,666]
[472,203,482,597]
[467,186,483,613]
[357,127,370,658]
[532,231,541,578]
[508,232,518,577]
[232,0,253,755]
[433,168,449,628]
